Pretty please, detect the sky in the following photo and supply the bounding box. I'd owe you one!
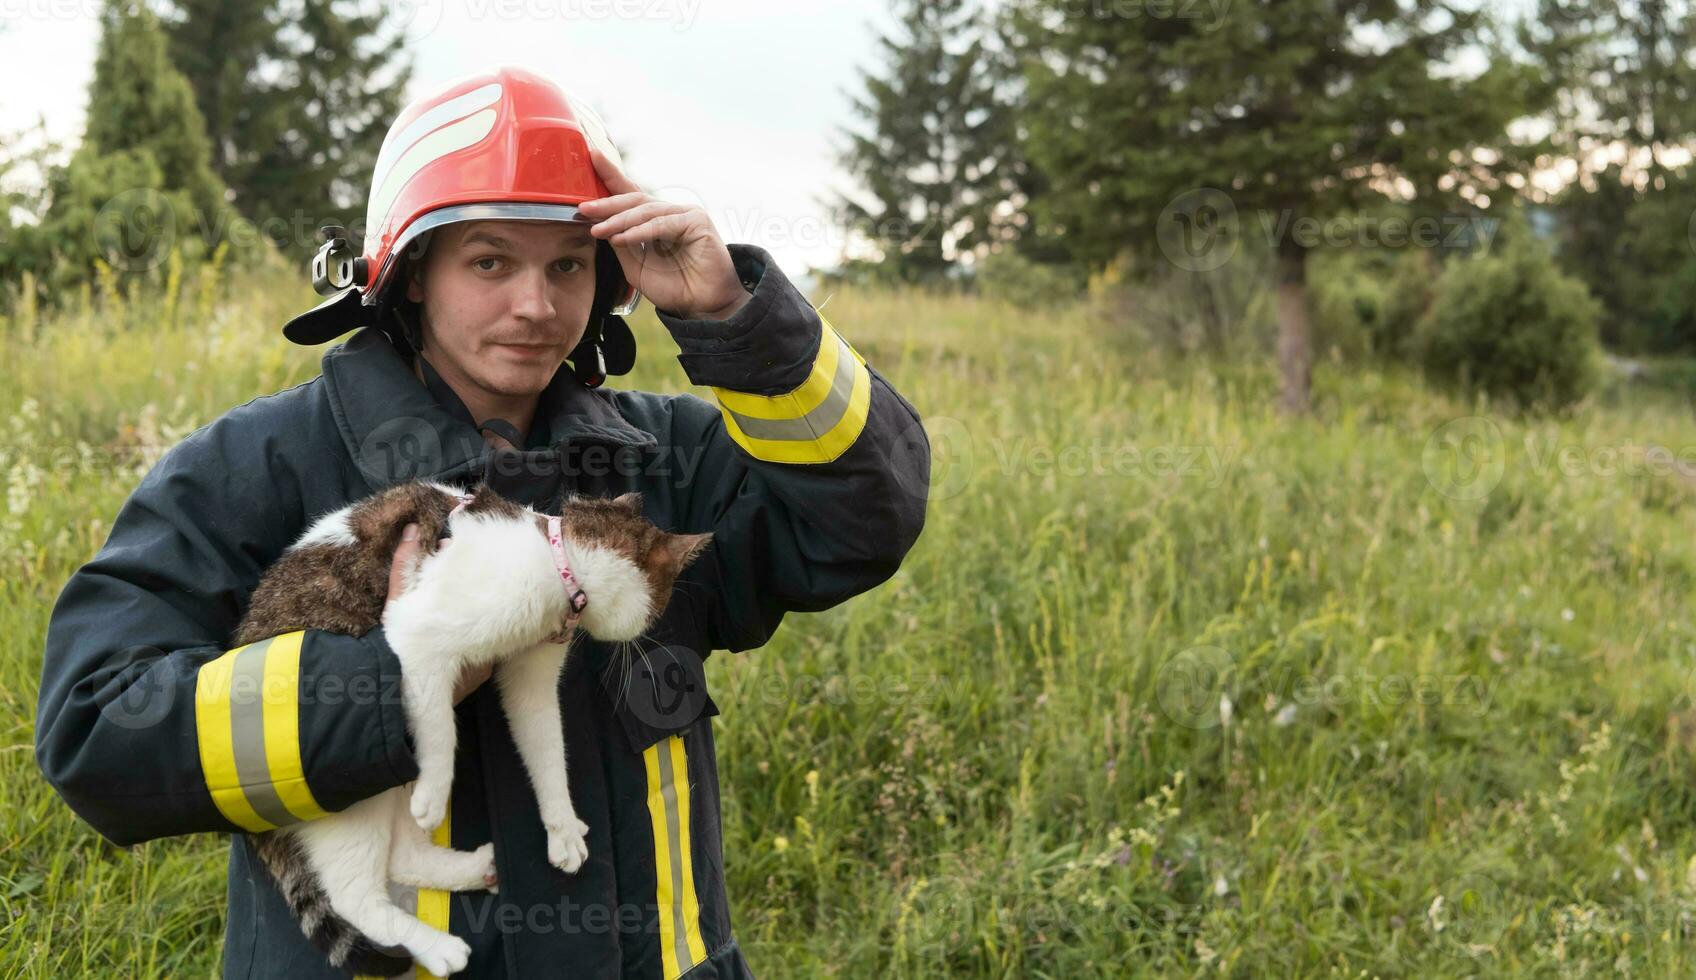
[0,0,898,275]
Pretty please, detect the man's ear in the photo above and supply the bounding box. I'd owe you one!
[405,261,424,303]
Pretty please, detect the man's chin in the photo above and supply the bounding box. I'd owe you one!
[473,359,562,397]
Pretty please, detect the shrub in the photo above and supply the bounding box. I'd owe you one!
[1413,230,1601,410]
[973,249,1085,310]
[1311,245,1437,361]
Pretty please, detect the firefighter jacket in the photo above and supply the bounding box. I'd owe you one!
[35,244,930,979]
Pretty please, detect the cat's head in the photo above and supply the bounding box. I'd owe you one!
[549,491,712,642]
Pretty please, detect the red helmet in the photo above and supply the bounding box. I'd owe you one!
[282,66,639,386]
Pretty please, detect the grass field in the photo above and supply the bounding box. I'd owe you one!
[4,262,1696,977]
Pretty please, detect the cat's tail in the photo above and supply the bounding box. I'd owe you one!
[253,831,414,977]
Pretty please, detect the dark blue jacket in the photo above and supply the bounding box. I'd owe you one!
[34,245,929,978]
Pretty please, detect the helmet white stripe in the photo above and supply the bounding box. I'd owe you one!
[367,108,500,246]
[367,81,503,224]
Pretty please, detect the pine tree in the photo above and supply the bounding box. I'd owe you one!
[164,0,411,256]
[836,0,1028,283]
[1525,0,1696,188]
[32,0,251,296]
[82,0,227,229]
[1011,0,1540,414]
[159,0,275,179]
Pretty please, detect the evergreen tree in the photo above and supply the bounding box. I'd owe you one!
[164,0,410,255]
[1011,0,1540,413]
[836,0,1027,283]
[1524,2,1696,352]
[32,0,251,296]
[160,0,275,179]
[82,0,227,227]
[1525,0,1696,187]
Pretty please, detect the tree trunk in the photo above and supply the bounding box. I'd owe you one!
[1276,243,1312,415]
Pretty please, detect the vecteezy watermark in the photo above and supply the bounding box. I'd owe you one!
[1155,187,1498,272]
[1422,416,1507,501]
[612,644,710,730]
[1422,415,1696,501]
[355,418,714,491]
[1154,644,1498,730]
[1517,435,1696,481]
[93,189,179,274]
[1155,645,1236,729]
[905,414,1240,503]
[1426,872,1520,960]
[891,871,1189,954]
[1043,0,1232,28]
[745,670,964,710]
[382,0,704,39]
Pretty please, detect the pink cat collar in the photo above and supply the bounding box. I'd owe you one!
[448,492,587,643]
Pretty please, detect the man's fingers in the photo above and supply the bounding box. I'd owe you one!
[590,201,688,239]
[609,212,697,248]
[387,523,421,600]
[578,191,647,217]
[589,146,641,196]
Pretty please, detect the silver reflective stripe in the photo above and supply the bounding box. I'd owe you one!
[724,335,856,442]
[228,637,297,828]
[656,740,693,975]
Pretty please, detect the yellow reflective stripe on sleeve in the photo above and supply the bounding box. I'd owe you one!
[711,318,871,465]
[260,632,329,823]
[645,734,708,980]
[415,798,453,980]
[193,631,327,832]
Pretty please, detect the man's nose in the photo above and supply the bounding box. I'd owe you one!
[511,266,556,322]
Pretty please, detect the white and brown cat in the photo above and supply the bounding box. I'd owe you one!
[232,479,710,977]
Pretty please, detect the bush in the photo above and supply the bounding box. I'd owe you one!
[973,249,1085,309]
[1089,240,1277,359]
[1413,230,1601,410]
[1311,245,1437,361]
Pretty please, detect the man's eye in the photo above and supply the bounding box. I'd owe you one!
[554,258,584,273]
[473,257,501,272]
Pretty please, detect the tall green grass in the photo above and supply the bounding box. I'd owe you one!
[4,267,1696,976]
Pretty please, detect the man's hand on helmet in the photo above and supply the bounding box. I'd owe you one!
[578,147,752,322]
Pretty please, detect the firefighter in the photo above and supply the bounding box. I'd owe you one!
[35,65,930,979]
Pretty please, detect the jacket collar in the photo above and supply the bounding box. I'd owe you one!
[320,326,656,489]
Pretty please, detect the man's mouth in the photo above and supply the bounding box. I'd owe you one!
[495,342,556,356]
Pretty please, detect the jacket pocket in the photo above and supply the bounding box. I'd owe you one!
[597,637,720,756]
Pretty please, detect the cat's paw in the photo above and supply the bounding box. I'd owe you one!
[475,841,499,894]
[410,780,449,832]
[546,816,591,873]
[412,933,471,977]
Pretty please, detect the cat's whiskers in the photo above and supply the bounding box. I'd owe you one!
[598,632,664,716]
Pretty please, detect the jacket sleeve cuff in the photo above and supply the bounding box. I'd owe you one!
[357,624,419,784]
[654,243,824,395]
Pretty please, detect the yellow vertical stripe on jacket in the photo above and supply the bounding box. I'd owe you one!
[415,795,454,980]
[645,733,708,978]
[193,631,328,831]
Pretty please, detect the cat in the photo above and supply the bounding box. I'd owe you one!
[230,478,711,977]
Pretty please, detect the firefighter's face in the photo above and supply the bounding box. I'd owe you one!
[406,219,599,397]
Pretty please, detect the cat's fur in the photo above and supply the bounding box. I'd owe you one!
[232,479,710,977]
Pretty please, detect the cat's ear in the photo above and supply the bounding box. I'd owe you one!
[650,531,712,574]
[612,491,643,513]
